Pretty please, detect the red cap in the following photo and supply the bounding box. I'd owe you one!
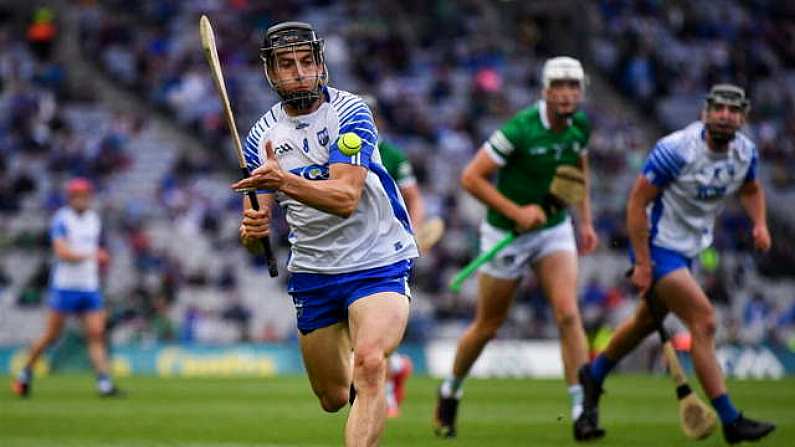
[66,177,94,195]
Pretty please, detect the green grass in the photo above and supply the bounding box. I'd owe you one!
[1,374,792,446]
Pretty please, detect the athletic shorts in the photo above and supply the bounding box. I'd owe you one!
[479,218,577,280]
[628,244,693,282]
[49,288,104,313]
[287,260,412,335]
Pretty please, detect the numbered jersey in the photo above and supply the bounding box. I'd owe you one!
[244,87,418,274]
[485,100,590,231]
[642,121,758,258]
[50,207,101,291]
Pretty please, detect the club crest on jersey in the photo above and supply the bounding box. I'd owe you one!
[316,128,330,147]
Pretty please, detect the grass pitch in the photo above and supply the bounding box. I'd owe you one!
[1,374,792,446]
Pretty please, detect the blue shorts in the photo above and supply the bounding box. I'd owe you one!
[287,260,412,335]
[628,245,693,282]
[49,289,104,314]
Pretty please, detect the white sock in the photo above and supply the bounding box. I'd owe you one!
[569,384,584,420]
[440,376,464,399]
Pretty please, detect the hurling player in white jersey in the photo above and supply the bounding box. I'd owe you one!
[232,22,418,447]
[578,85,775,443]
[12,178,120,398]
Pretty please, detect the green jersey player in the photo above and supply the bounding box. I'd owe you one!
[434,57,603,442]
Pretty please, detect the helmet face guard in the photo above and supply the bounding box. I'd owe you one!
[260,22,327,112]
[703,84,750,145]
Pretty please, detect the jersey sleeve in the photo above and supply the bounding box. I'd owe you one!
[642,140,687,188]
[485,113,524,166]
[50,214,67,240]
[744,145,759,183]
[243,114,275,194]
[329,98,378,168]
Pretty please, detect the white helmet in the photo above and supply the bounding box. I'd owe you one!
[541,56,586,91]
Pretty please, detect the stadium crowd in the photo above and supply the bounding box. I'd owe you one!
[1,1,793,350]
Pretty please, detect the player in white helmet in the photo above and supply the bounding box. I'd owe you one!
[434,56,602,441]
[232,21,418,447]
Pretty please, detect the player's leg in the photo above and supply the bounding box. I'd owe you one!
[299,322,353,412]
[12,309,66,396]
[657,269,775,442]
[533,250,589,416]
[433,272,519,437]
[345,291,409,447]
[81,300,120,396]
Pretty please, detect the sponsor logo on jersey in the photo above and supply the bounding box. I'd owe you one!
[274,143,294,156]
[295,121,310,130]
[316,128,330,147]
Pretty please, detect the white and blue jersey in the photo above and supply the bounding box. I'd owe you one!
[49,206,104,313]
[243,86,418,275]
[244,87,418,333]
[642,121,757,260]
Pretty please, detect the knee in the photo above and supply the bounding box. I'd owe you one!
[554,306,580,330]
[318,388,349,413]
[689,311,716,339]
[86,327,105,342]
[354,347,386,384]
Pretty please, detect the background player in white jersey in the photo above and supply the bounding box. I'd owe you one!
[578,85,775,444]
[231,22,418,447]
[12,178,119,397]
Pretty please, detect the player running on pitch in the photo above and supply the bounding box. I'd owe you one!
[577,84,775,444]
[434,57,601,441]
[12,178,120,398]
[231,22,418,447]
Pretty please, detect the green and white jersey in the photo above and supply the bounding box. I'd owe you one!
[379,140,417,188]
[485,100,590,231]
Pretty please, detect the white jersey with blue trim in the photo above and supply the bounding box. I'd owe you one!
[243,87,418,274]
[642,121,758,258]
[50,206,102,291]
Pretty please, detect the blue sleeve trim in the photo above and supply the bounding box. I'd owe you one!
[744,148,758,183]
[642,142,685,188]
[51,217,67,240]
[329,111,378,167]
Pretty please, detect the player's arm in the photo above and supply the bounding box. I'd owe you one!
[399,183,425,227]
[52,239,91,263]
[461,145,545,232]
[626,175,660,294]
[232,141,366,218]
[240,193,273,255]
[280,163,366,217]
[574,153,598,253]
[50,217,90,263]
[738,179,771,251]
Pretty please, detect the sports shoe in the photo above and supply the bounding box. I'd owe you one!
[574,364,606,441]
[433,386,460,438]
[99,386,126,398]
[11,378,30,397]
[722,413,775,444]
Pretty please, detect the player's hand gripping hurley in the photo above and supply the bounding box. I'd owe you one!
[449,165,586,292]
[200,15,278,277]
